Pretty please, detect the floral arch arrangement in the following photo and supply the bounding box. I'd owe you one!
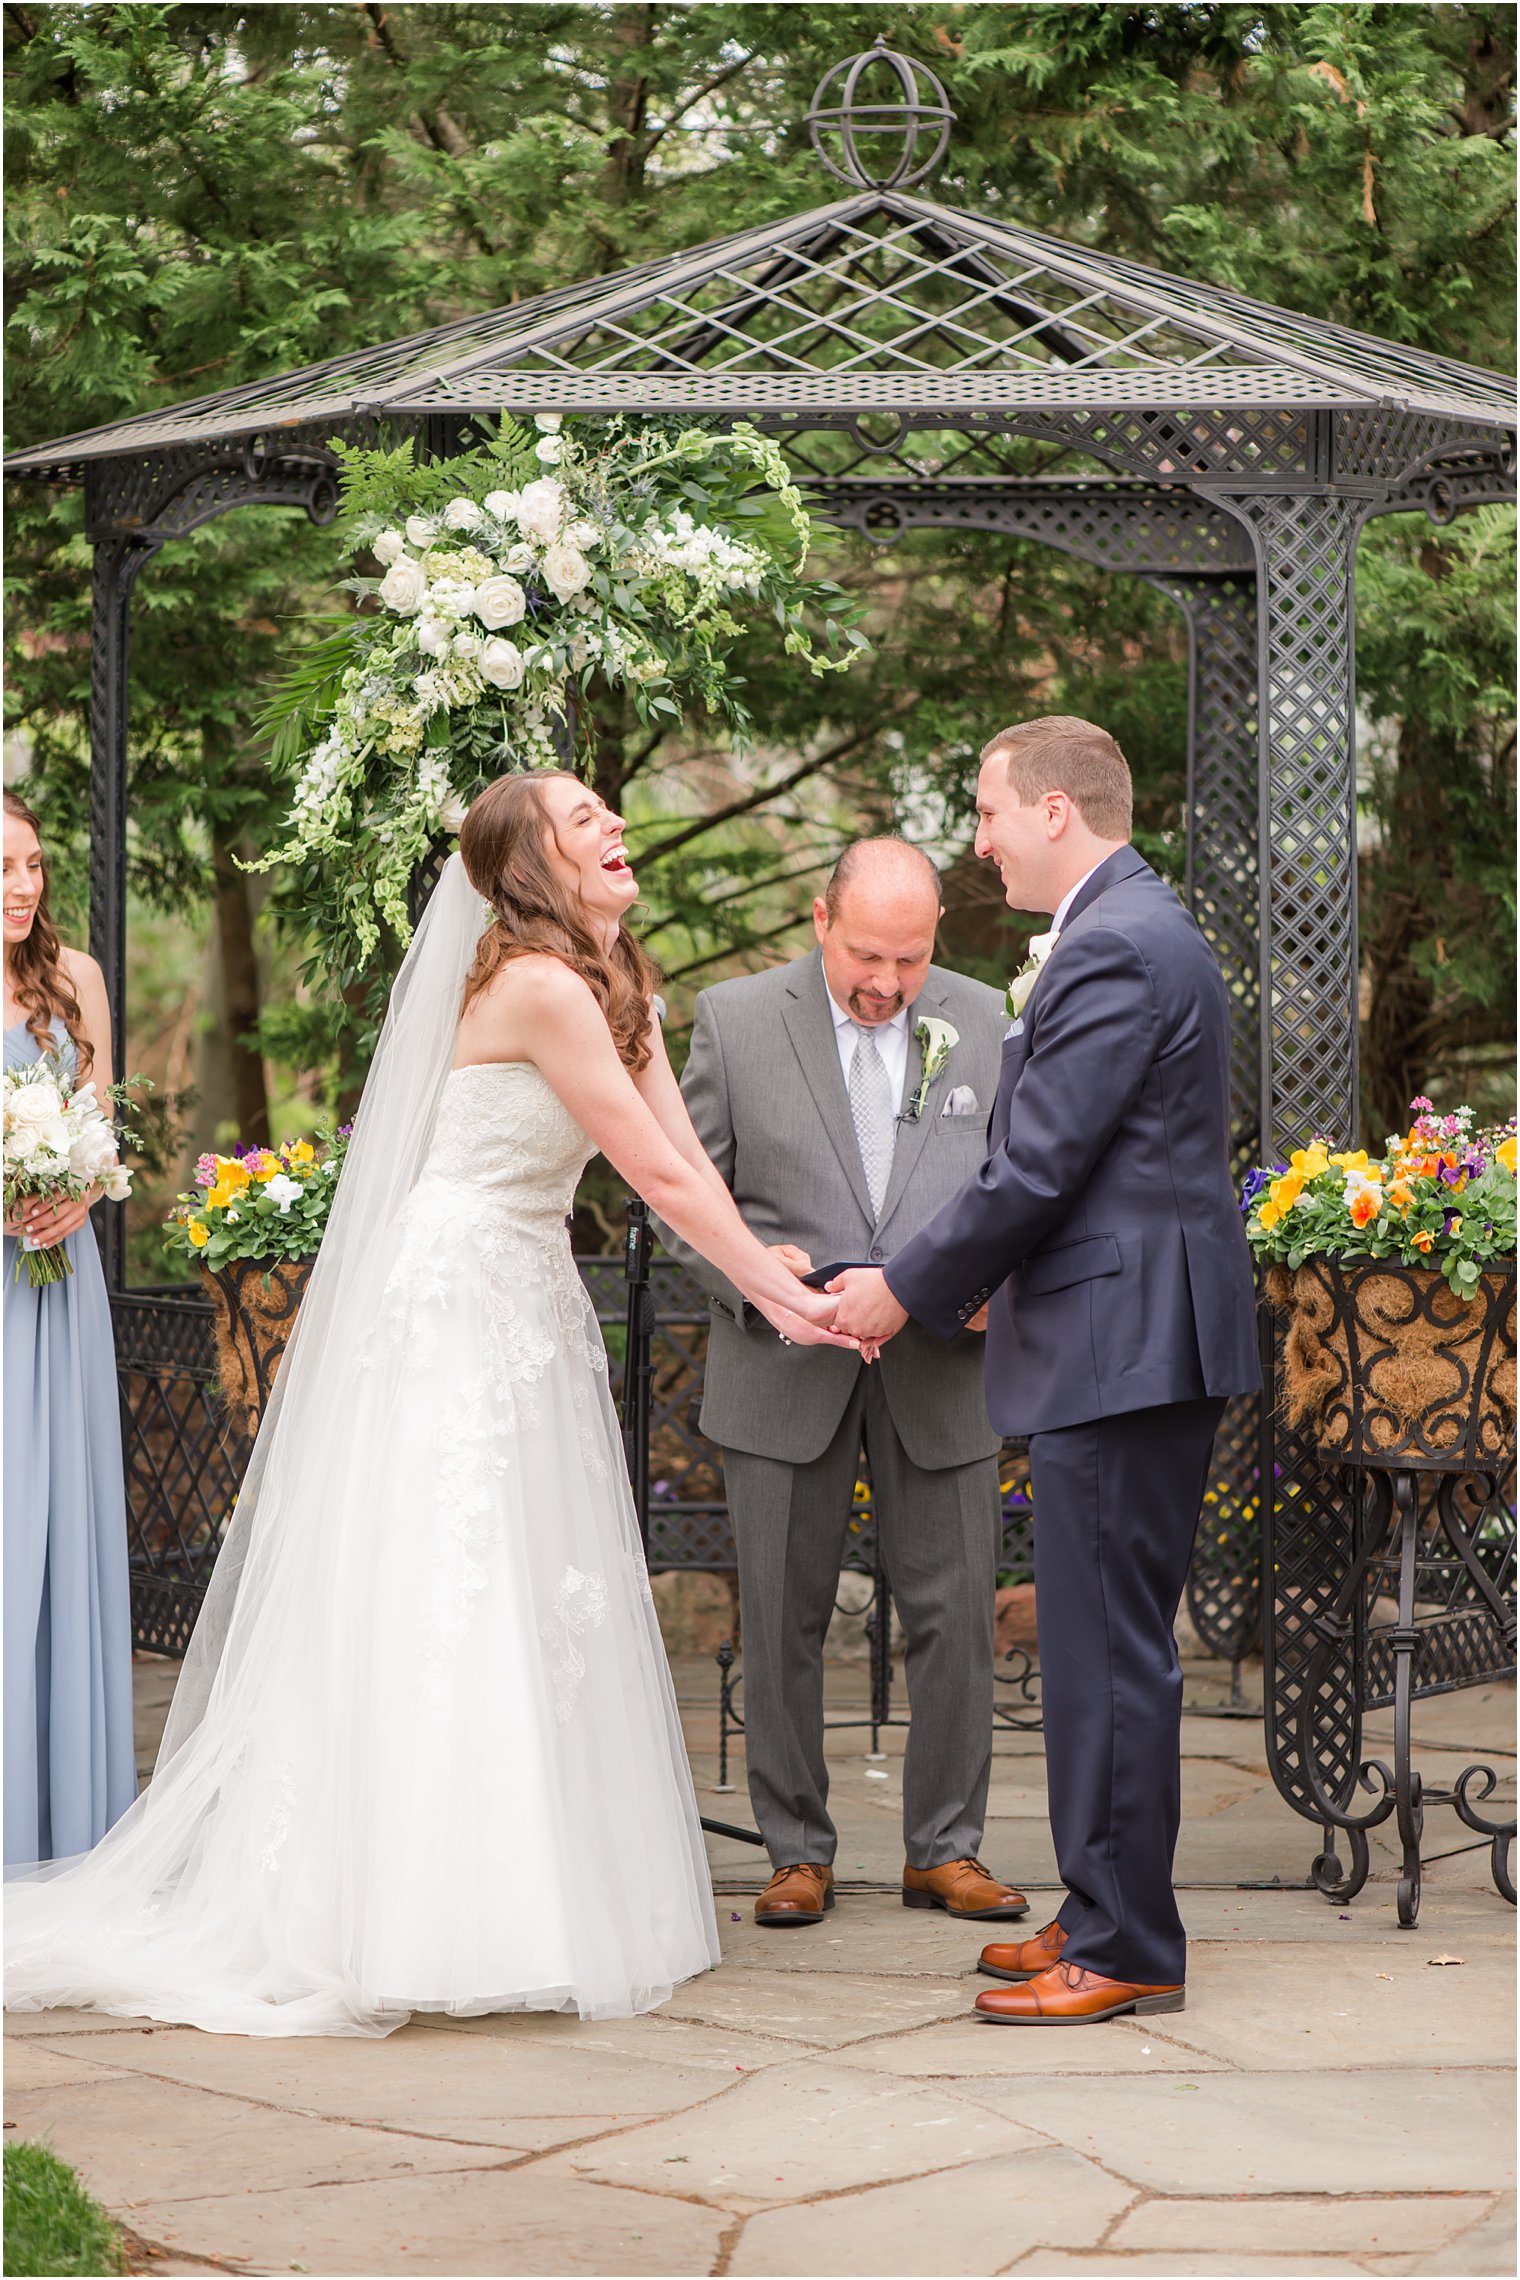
[260,415,865,974]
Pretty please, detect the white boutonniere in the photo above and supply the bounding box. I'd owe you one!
[901,1017,959,1122]
[1004,929,1059,1021]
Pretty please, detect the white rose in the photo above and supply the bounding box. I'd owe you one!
[371,529,406,565]
[439,792,471,834]
[478,638,526,690]
[474,575,527,630]
[101,1164,132,1203]
[452,632,481,659]
[516,477,566,542]
[534,435,564,465]
[416,616,452,657]
[7,1080,63,1132]
[443,496,484,533]
[503,543,536,574]
[378,556,427,615]
[564,519,599,552]
[534,412,563,433]
[483,489,520,522]
[404,514,438,549]
[541,542,591,602]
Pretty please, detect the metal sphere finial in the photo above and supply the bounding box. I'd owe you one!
[805,37,955,191]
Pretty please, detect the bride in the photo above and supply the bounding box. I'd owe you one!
[4,769,852,2038]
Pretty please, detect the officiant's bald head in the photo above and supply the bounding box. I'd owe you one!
[814,838,942,1026]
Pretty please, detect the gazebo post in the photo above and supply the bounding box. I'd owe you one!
[84,482,160,1291]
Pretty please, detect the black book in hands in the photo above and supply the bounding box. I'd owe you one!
[799,1260,877,1290]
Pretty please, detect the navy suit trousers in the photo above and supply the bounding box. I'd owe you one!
[1031,1395,1226,1986]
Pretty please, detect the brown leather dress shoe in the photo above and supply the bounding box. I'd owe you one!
[975,1960,1184,2024]
[755,1863,834,1927]
[978,1918,1068,1981]
[902,1857,1028,1920]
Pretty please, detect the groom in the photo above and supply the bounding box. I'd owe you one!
[832,717,1259,2023]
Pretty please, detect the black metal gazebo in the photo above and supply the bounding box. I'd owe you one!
[6,43,1514,1905]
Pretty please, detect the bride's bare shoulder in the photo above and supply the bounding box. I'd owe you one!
[478,953,597,1012]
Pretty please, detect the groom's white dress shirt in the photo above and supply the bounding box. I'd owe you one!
[824,987,911,1102]
[1050,860,1107,940]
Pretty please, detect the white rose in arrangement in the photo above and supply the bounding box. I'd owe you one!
[371,529,406,565]
[516,477,567,542]
[378,556,427,614]
[483,489,520,522]
[534,412,563,433]
[473,575,527,629]
[478,637,526,690]
[442,496,484,532]
[416,617,453,658]
[564,519,599,552]
[452,632,481,659]
[503,542,536,574]
[101,1164,133,1203]
[6,1079,64,1133]
[534,434,564,465]
[439,792,471,834]
[541,543,591,602]
[404,514,438,550]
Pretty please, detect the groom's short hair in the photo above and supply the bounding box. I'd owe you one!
[982,716,1133,842]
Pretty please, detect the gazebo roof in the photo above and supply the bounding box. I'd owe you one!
[7,186,1513,482]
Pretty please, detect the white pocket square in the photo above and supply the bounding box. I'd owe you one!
[1004,1019,1024,1041]
[941,1086,980,1116]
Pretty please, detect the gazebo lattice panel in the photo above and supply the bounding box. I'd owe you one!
[8,52,1514,1899]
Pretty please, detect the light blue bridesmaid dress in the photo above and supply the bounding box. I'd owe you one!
[3,1017,136,1865]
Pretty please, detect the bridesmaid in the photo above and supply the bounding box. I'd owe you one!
[3,790,136,1865]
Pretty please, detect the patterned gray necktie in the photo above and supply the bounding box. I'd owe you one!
[848,1022,896,1221]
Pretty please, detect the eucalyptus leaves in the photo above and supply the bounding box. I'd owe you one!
[259,415,864,977]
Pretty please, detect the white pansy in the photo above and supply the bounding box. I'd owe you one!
[478,638,526,690]
[416,617,453,658]
[263,1174,305,1214]
[442,496,484,533]
[439,792,471,834]
[534,434,565,465]
[371,529,406,565]
[378,556,427,614]
[404,514,438,550]
[474,574,527,629]
[541,542,591,602]
[534,412,563,433]
[483,489,520,522]
[516,477,567,542]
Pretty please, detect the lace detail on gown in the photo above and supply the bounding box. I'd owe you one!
[4,1056,719,2037]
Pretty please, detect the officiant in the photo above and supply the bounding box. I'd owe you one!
[657,839,1027,1928]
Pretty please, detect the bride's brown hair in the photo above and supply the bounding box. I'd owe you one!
[3,790,92,1074]
[459,771,658,1074]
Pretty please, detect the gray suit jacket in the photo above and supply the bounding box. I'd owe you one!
[659,948,1006,1470]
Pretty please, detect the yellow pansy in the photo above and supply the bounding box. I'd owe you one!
[1258,1199,1282,1231]
[187,1220,210,1249]
[1269,1171,1304,1212]
[246,1150,281,1182]
[1289,1145,1330,1180]
[1330,1149,1370,1171]
[1498,1135,1517,1176]
[283,1139,316,1170]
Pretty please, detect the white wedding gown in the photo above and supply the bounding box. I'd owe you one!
[5,1054,720,2036]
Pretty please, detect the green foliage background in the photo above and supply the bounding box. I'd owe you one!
[5,2,1515,1242]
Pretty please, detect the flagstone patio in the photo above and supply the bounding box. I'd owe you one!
[4,1650,1513,2278]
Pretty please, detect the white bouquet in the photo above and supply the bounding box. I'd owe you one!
[3,1051,135,1287]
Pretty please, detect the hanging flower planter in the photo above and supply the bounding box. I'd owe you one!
[162,1130,350,1437]
[1243,1101,1517,1471]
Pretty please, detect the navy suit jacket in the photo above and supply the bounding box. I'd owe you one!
[885,848,1261,1437]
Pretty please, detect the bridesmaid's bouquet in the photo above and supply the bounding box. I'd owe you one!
[3,1051,138,1286]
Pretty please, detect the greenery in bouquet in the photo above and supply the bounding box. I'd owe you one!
[1242,1100,1518,1300]
[257,413,865,982]
[163,1127,351,1273]
[3,1052,147,1288]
